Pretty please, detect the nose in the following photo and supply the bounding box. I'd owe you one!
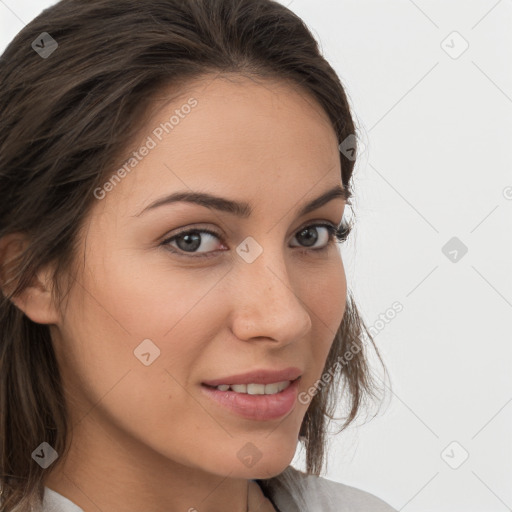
[228,249,313,346]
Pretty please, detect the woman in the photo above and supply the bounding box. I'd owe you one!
[0,0,397,510]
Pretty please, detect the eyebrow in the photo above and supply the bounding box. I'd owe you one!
[134,184,348,218]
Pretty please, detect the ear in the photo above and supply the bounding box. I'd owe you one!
[0,233,60,325]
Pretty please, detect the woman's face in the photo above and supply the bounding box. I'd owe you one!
[50,74,347,483]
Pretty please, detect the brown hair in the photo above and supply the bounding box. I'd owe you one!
[0,0,390,509]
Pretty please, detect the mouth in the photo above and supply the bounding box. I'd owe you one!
[200,376,302,421]
[201,377,300,395]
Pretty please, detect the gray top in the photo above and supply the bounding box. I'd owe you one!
[41,465,398,512]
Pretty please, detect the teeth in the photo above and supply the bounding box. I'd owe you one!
[215,380,291,395]
[247,383,265,395]
[231,384,248,393]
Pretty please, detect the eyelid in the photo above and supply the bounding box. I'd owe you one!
[162,217,340,239]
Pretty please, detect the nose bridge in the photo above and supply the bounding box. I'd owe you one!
[229,242,312,343]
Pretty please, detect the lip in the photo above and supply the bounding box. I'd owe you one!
[200,376,301,421]
[201,367,302,387]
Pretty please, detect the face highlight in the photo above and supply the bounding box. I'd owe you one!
[45,74,348,511]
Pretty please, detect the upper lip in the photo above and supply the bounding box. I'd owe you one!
[202,367,302,387]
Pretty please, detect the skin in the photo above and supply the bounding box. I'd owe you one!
[3,74,347,512]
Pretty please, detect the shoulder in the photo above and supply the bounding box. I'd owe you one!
[264,465,398,512]
[301,469,398,511]
[42,487,85,512]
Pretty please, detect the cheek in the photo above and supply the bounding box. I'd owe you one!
[307,255,347,327]
[90,244,227,339]
[59,248,225,401]
[57,266,219,456]
[305,258,347,371]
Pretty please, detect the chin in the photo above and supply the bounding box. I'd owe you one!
[234,441,297,480]
[197,438,296,480]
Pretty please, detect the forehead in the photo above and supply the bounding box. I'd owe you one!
[144,73,337,154]
[96,73,342,218]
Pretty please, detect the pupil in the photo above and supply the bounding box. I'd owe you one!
[178,232,201,251]
[299,227,317,247]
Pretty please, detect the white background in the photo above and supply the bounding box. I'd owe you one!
[1,1,511,510]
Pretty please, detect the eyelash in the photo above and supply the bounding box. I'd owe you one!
[160,221,352,259]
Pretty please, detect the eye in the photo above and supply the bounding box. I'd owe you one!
[160,221,351,259]
[161,227,223,258]
[290,223,348,251]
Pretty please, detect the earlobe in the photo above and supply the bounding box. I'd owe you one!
[0,233,60,325]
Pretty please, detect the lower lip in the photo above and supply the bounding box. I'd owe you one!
[200,378,300,421]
